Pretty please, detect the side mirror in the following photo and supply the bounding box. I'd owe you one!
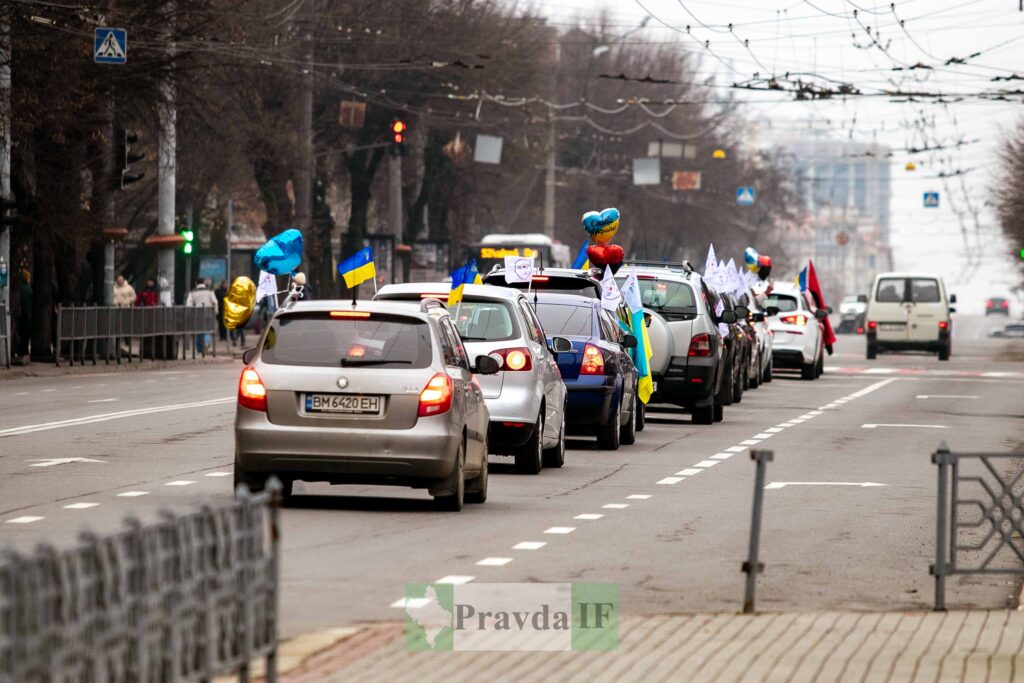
[622,334,638,349]
[550,336,573,354]
[720,310,738,324]
[474,355,500,375]
[766,306,780,317]
[949,294,958,304]
[734,305,750,319]
[643,312,652,328]
[242,347,258,364]
[948,306,957,314]
[814,308,829,320]
[751,312,766,322]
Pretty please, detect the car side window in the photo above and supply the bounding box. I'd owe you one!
[442,318,471,369]
[600,311,621,342]
[435,320,460,367]
[517,300,543,343]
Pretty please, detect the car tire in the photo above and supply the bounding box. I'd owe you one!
[515,416,544,474]
[233,463,266,494]
[815,352,824,378]
[720,360,735,406]
[636,401,646,432]
[620,393,637,446]
[750,351,761,389]
[713,397,724,422]
[801,356,816,380]
[596,399,621,450]
[866,341,878,360]
[938,343,950,362]
[762,359,773,383]
[692,392,715,425]
[733,362,745,403]
[542,410,566,468]
[465,453,488,504]
[435,442,465,511]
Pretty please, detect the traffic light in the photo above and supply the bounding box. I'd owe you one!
[181,228,195,255]
[390,119,408,157]
[115,128,145,189]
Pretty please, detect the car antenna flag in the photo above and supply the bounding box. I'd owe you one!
[339,247,377,304]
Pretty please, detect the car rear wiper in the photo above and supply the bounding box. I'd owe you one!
[459,336,490,341]
[339,358,413,367]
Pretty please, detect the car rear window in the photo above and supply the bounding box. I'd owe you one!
[534,302,594,337]
[618,278,697,311]
[764,294,798,312]
[451,300,518,342]
[911,278,940,303]
[483,274,600,298]
[875,278,905,303]
[261,312,433,368]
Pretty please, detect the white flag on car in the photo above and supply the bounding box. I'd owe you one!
[620,269,643,314]
[600,266,622,311]
[704,243,717,276]
[256,270,277,302]
[504,256,535,283]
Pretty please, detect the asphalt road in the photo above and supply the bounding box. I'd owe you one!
[1,314,1022,639]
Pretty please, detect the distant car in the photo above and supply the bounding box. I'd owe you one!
[865,272,954,361]
[765,283,827,380]
[532,292,639,450]
[991,323,1024,338]
[986,297,1010,316]
[736,289,773,387]
[718,292,751,404]
[374,283,569,473]
[233,299,498,511]
[837,294,868,333]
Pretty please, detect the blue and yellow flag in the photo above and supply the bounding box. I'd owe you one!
[468,258,482,284]
[795,266,808,292]
[339,247,376,288]
[449,259,480,307]
[572,242,590,270]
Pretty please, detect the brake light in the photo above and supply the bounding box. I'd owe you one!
[688,333,712,357]
[1002,301,1009,308]
[489,348,533,371]
[531,275,549,282]
[238,368,267,412]
[636,274,656,280]
[867,320,878,330]
[419,293,449,299]
[347,345,366,357]
[856,326,864,335]
[581,344,605,375]
[418,373,453,417]
[938,321,949,330]
[780,314,808,326]
[329,311,371,318]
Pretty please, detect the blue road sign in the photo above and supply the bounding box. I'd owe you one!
[94,28,127,64]
[736,186,756,206]
[923,191,940,208]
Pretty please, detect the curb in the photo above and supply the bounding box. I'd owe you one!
[211,626,365,683]
[0,356,237,381]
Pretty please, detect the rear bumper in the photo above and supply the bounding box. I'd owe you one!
[488,420,536,454]
[771,337,815,365]
[651,355,716,407]
[869,331,950,352]
[234,407,459,485]
[564,378,617,427]
[482,371,542,423]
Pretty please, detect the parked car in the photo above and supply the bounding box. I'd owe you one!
[991,322,1024,338]
[532,292,640,450]
[865,273,954,361]
[837,294,868,333]
[613,263,734,425]
[717,292,751,404]
[233,299,498,511]
[765,283,827,380]
[736,288,773,387]
[374,283,569,472]
[985,297,1010,316]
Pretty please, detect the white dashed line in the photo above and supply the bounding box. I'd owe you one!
[626,495,651,500]
[205,472,232,477]
[165,480,196,486]
[14,392,28,396]
[513,541,546,550]
[765,428,784,433]
[116,491,149,497]
[476,557,513,567]
[694,460,719,468]
[575,513,604,520]
[63,502,99,510]
[602,504,629,509]
[726,446,747,453]
[41,389,55,393]
[676,468,702,476]
[809,410,824,416]
[753,433,773,439]
[777,422,797,427]
[657,477,684,485]
[87,398,120,404]
[544,527,575,534]
[5,516,43,524]
[740,439,762,446]
[712,453,733,460]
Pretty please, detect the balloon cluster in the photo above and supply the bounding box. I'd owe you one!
[743,247,773,281]
[582,207,625,272]
[224,228,306,330]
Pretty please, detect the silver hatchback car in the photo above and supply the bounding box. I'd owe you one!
[233,298,498,511]
[375,283,569,474]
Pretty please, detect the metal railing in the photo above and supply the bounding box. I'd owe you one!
[0,481,281,682]
[932,443,1024,610]
[56,305,218,366]
[0,303,9,369]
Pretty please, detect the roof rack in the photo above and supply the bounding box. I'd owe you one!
[622,260,694,272]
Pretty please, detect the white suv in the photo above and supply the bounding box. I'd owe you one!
[765,283,828,380]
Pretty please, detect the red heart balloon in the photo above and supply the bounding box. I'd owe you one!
[586,244,625,267]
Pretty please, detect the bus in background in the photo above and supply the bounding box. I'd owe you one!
[472,233,573,275]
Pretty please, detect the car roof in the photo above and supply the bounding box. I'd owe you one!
[620,265,699,282]
[276,299,441,320]
[375,282,525,302]
[769,283,803,295]
[873,272,946,280]
[533,292,599,307]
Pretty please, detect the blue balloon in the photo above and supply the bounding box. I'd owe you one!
[253,229,304,275]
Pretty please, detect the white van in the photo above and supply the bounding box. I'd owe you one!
[865,272,955,361]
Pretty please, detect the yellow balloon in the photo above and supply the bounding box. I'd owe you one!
[223,276,257,330]
[590,220,620,244]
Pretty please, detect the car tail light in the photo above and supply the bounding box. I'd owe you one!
[531,275,550,282]
[688,333,712,357]
[347,345,366,358]
[329,311,371,318]
[780,314,808,326]
[489,347,533,371]
[238,368,267,411]
[1002,301,1009,308]
[418,373,453,417]
[938,321,949,330]
[856,326,864,335]
[419,292,450,299]
[581,344,605,375]
[636,274,656,280]
[867,320,878,330]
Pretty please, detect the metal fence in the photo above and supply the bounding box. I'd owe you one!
[932,443,1024,610]
[0,303,8,369]
[0,482,281,683]
[56,305,218,366]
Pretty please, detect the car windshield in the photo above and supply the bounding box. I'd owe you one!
[765,294,798,313]
[616,278,698,313]
[450,300,518,341]
[261,312,432,368]
[534,302,594,336]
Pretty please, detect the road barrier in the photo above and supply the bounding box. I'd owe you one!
[932,443,1024,610]
[0,303,9,369]
[0,481,281,682]
[742,449,773,613]
[55,305,218,366]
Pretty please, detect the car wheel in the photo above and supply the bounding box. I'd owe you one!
[801,356,816,380]
[720,360,735,406]
[596,399,621,450]
[713,396,724,422]
[636,401,646,432]
[692,392,714,425]
[465,453,488,504]
[515,415,544,474]
[938,342,950,361]
[750,352,760,389]
[620,392,637,446]
[435,442,465,511]
[866,341,878,360]
[815,352,824,377]
[233,463,266,494]
[742,353,751,391]
[762,358,773,383]
[542,409,566,468]
[733,362,745,403]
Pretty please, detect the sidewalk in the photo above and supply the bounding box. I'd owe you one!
[271,610,1024,683]
[0,354,236,381]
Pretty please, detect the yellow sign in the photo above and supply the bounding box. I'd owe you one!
[480,247,538,258]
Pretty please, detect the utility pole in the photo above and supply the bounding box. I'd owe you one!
[100,99,116,305]
[294,0,314,238]
[543,122,556,239]
[389,152,402,283]
[1,6,12,362]
[156,1,176,305]
[226,198,233,282]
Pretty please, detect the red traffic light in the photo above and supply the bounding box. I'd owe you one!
[392,121,406,134]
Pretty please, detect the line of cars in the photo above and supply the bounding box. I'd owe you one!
[232,262,830,511]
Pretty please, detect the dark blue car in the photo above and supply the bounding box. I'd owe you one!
[533,293,640,451]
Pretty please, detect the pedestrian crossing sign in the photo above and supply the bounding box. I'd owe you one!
[736,186,756,206]
[94,28,127,64]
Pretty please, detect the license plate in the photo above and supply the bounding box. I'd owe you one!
[881,323,905,332]
[305,393,382,415]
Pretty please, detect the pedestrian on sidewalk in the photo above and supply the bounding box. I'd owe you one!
[186,279,218,354]
[215,279,229,344]
[14,269,32,364]
[135,278,158,307]
[113,274,136,307]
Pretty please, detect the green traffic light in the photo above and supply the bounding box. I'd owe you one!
[183,243,193,255]
[181,229,194,242]
[1020,247,1024,259]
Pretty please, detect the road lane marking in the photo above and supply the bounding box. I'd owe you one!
[87,398,120,404]
[63,502,99,509]
[694,460,719,468]
[676,469,702,476]
[847,377,899,399]
[0,397,235,438]
[205,472,232,477]
[862,423,949,429]
[116,491,149,497]
[14,392,27,395]
[436,575,475,584]
[657,477,684,485]
[712,453,733,460]
[41,389,55,393]
[753,433,773,439]
[916,395,978,399]
[165,480,196,486]
[983,372,1016,378]
[765,428,784,433]
[513,542,546,550]
[575,514,604,520]
[726,446,747,453]
[766,482,887,490]
[777,422,797,427]
[808,410,823,415]
[602,504,629,509]
[476,558,513,567]
[627,495,651,500]
[5,516,44,524]
[740,439,762,445]
[544,527,575,534]
[864,368,898,374]
[28,457,106,467]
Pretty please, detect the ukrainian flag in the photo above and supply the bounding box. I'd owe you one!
[572,242,590,270]
[469,259,482,285]
[339,247,376,288]
[795,266,808,291]
[630,309,655,404]
[449,262,471,307]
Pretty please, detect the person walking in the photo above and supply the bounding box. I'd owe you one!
[135,278,158,307]
[214,279,229,344]
[113,274,136,307]
[186,279,218,355]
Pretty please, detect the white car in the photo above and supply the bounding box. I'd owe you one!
[765,283,828,380]
[865,272,954,361]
